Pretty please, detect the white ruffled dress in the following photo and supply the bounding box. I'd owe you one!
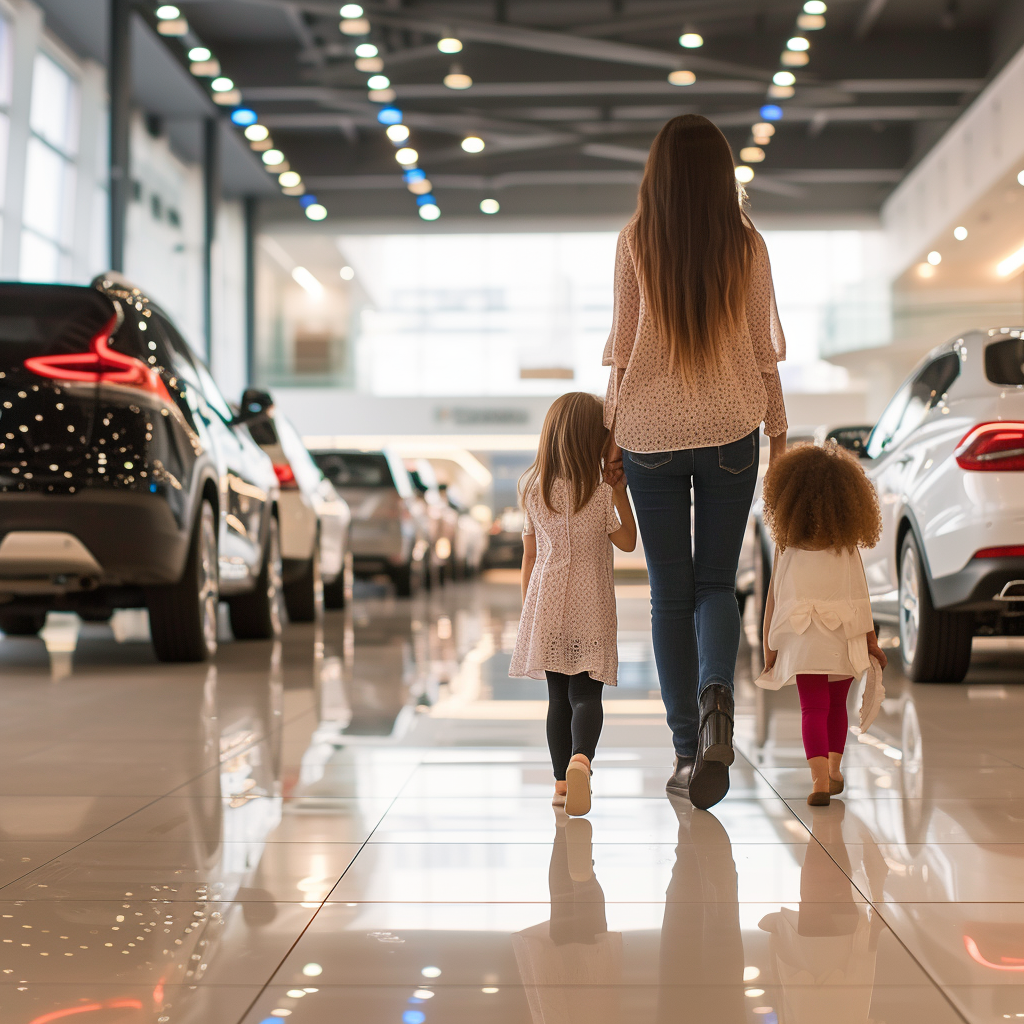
[755,545,874,690]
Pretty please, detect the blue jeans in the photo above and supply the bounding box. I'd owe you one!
[623,430,759,757]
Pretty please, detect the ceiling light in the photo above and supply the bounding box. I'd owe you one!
[745,989,766,998]
[781,51,809,66]
[367,74,390,90]
[340,266,355,280]
[773,71,796,86]
[282,183,305,196]
[356,57,384,72]
[768,84,794,98]
[262,149,285,165]
[412,990,435,1000]
[1017,170,1024,185]
[735,165,755,183]
[395,147,419,165]
[444,71,473,90]
[927,250,942,265]
[386,123,410,142]
[997,244,1024,277]
[804,0,827,11]
[679,32,703,48]
[189,59,220,77]
[759,104,784,120]
[230,108,258,126]
[917,262,935,278]
[739,146,765,163]
[408,178,433,194]
[245,124,269,141]
[155,5,180,17]
[305,204,328,221]
[292,267,323,295]
[752,122,776,137]
[250,138,273,151]
[954,225,968,240]
[743,967,761,982]
[461,136,485,153]
[340,18,370,35]
[188,47,211,61]
[340,3,363,15]
[377,107,403,125]
[157,18,187,36]
[299,194,318,208]
[419,203,440,221]
[797,13,825,28]
[303,965,323,977]
[438,37,463,53]
[403,168,426,182]
[355,43,378,57]
[368,88,396,102]
[480,198,500,214]
[211,77,234,92]
[279,171,302,187]
[668,70,696,86]
[787,36,810,50]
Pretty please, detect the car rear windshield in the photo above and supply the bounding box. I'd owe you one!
[985,337,1024,385]
[314,451,395,488]
[0,286,116,360]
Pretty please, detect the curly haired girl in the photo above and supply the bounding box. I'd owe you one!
[757,442,887,805]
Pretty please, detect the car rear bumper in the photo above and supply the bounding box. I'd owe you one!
[932,556,1024,611]
[0,492,189,594]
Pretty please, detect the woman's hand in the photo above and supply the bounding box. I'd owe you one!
[604,437,624,488]
[768,431,787,468]
[763,646,777,671]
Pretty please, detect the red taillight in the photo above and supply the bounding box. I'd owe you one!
[23,314,171,402]
[273,463,298,489]
[974,545,1024,558]
[955,422,1024,471]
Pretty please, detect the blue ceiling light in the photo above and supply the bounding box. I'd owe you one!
[230,108,258,126]
[299,194,318,207]
[415,193,436,206]
[403,168,426,183]
[402,1013,426,1024]
[377,107,403,125]
[759,104,784,121]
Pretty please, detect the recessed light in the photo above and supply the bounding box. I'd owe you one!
[461,136,485,153]
[735,165,755,183]
[679,32,703,48]
[438,37,463,53]
[954,226,968,240]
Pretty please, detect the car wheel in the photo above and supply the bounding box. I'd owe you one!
[392,556,424,598]
[899,532,973,683]
[0,610,46,636]
[283,535,323,623]
[147,499,219,663]
[229,514,285,640]
[324,550,352,610]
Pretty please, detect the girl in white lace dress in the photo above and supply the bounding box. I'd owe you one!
[510,393,637,816]
[756,443,887,805]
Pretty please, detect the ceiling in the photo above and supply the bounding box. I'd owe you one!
[71,1,1024,220]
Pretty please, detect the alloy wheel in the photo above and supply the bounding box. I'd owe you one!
[899,542,920,667]
[198,503,219,658]
[267,517,285,636]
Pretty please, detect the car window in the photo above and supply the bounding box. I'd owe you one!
[191,359,235,426]
[865,353,959,458]
[985,337,1024,385]
[313,451,396,489]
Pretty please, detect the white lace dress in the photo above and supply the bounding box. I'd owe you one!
[509,480,621,686]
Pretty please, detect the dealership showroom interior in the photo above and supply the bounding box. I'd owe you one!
[12,0,1024,1022]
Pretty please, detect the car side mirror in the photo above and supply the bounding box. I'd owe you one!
[826,425,873,458]
[233,387,274,425]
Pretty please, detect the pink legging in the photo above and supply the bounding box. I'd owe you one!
[796,674,854,760]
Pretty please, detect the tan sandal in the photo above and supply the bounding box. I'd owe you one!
[564,760,592,817]
[807,790,830,806]
[829,776,844,795]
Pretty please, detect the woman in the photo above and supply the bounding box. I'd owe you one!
[603,114,788,810]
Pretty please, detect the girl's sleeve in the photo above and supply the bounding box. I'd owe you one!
[604,484,621,534]
[522,504,534,536]
[747,233,788,438]
[603,228,641,430]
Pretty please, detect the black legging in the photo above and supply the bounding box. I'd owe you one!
[545,670,605,780]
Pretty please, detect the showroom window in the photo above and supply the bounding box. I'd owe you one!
[20,52,79,282]
[0,14,12,241]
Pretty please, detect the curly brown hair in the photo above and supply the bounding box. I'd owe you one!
[762,441,881,553]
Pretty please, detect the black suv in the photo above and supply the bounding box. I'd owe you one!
[0,276,283,661]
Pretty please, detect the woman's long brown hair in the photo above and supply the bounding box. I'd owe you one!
[634,113,756,379]
[519,393,608,515]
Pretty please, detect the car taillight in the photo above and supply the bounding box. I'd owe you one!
[273,463,298,489]
[974,545,1024,558]
[23,314,171,402]
[955,422,1024,471]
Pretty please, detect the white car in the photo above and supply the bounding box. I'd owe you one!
[835,328,1024,682]
[242,390,352,617]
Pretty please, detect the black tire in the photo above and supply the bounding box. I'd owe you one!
[899,532,973,683]
[283,536,323,623]
[323,551,352,610]
[147,499,219,663]
[77,608,113,623]
[229,514,285,640]
[0,610,46,636]
[391,557,423,597]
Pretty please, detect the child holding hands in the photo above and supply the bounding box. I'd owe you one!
[756,442,887,806]
[510,393,637,816]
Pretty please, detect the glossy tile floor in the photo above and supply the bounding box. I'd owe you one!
[1,579,1024,1022]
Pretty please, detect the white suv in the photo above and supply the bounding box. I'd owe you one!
[850,328,1024,682]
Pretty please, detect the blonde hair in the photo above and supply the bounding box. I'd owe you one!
[634,114,757,380]
[762,442,881,553]
[519,393,608,515]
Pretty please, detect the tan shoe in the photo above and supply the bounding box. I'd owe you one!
[829,775,844,795]
[564,760,592,817]
[807,790,830,806]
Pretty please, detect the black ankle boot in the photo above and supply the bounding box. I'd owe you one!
[665,755,696,796]
[688,683,735,810]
